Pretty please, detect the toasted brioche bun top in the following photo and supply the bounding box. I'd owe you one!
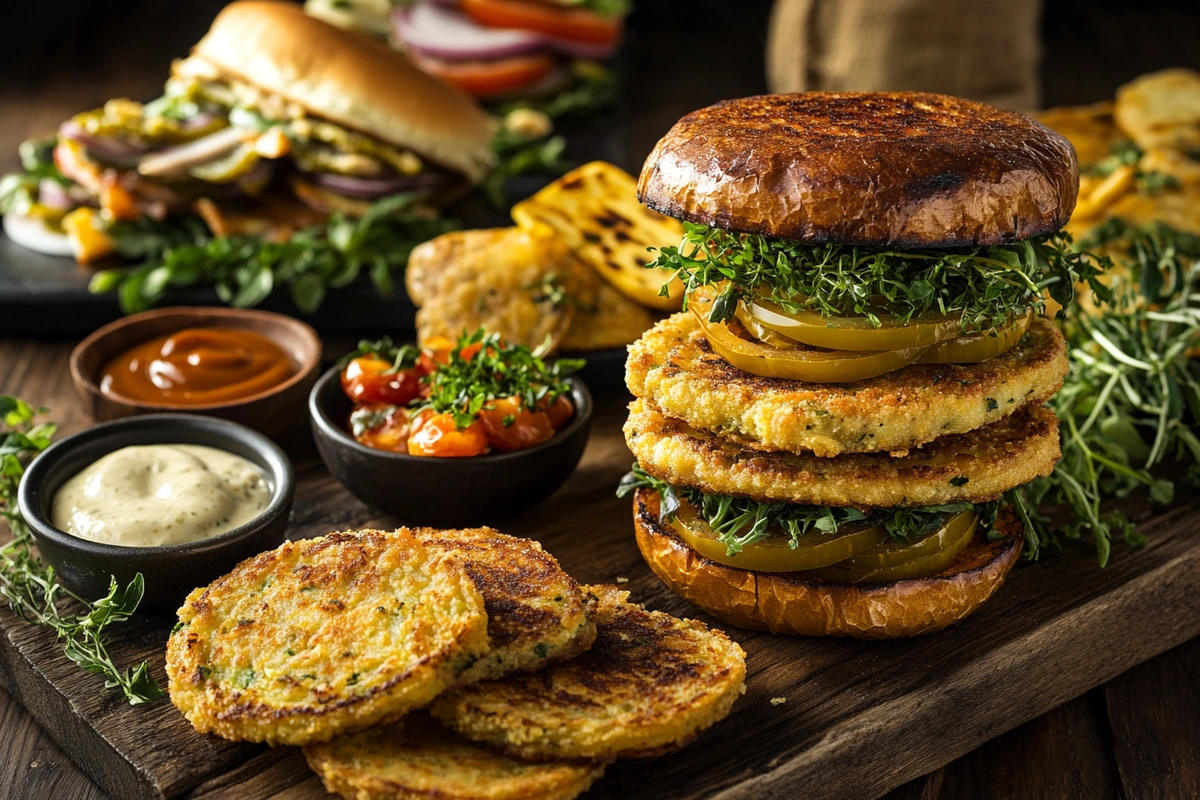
[191,1,496,183]
[638,92,1078,247]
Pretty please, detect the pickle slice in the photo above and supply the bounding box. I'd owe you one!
[915,313,1031,364]
[669,499,891,572]
[734,304,802,349]
[746,296,963,351]
[189,145,261,183]
[695,305,927,383]
[804,509,979,584]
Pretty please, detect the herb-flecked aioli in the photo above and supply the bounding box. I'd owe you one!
[51,444,271,547]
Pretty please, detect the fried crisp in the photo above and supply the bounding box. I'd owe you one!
[626,311,1067,457]
[431,585,746,761]
[1114,68,1200,153]
[165,529,489,745]
[512,161,685,310]
[560,268,657,352]
[1035,101,1120,169]
[406,226,589,351]
[625,399,1060,507]
[304,713,603,800]
[409,527,596,684]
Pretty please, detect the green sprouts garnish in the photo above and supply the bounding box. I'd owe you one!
[416,330,583,429]
[648,223,1112,334]
[618,464,992,556]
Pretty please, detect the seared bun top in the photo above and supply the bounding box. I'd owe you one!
[191,1,496,183]
[637,92,1078,248]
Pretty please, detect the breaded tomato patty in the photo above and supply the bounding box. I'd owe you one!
[626,312,1067,457]
[625,399,1060,507]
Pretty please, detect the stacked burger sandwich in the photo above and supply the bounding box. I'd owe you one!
[620,93,1108,638]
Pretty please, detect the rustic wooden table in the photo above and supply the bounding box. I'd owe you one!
[1,1,1198,798]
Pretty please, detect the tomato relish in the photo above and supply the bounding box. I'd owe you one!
[341,329,582,458]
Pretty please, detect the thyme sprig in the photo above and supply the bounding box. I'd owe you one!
[414,330,584,430]
[648,224,1111,334]
[0,396,162,704]
[618,464,990,555]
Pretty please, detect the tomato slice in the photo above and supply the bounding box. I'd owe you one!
[804,510,979,583]
[408,51,556,98]
[407,411,490,457]
[477,396,556,452]
[340,356,424,406]
[461,0,622,45]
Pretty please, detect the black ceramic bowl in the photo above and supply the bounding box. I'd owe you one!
[17,414,294,614]
[309,365,593,527]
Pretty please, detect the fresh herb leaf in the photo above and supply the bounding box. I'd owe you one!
[89,196,457,314]
[0,399,163,704]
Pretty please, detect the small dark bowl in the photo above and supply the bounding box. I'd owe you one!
[17,415,294,614]
[69,306,322,439]
[309,366,593,527]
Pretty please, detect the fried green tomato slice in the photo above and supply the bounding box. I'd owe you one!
[625,399,1061,507]
[304,713,604,800]
[626,311,1068,457]
[408,527,597,684]
[431,584,746,761]
[166,529,490,745]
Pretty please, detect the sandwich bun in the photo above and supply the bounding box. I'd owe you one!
[638,92,1078,248]
[631,488,1023,639]
[190,1,496,183]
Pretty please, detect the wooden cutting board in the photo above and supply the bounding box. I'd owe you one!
[1,395,1198,800]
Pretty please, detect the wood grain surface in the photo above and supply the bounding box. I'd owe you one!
[2,2,1200,799]
[1,337,1198,800]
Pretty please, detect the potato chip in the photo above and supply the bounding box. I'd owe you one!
[1115,69,1200,152]
[405,226,590,351]
[512,161,685,311]
[560,268,657,352]
[1036,101,1120,168]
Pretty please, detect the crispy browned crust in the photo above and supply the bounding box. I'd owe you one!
[430,585,746,761]
[638,92,1078,247]
[409,527,597,684]
[627,312,1069,458]
[633,489,1023,639]
[626,400,1059,507]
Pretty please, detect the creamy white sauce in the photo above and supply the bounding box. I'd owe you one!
[51,444,272,548]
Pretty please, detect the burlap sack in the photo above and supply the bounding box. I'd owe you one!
[767,0,1041,111]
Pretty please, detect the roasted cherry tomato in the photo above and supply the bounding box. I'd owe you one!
[462,0,622,46]
[340,356,423,406]
[349,404,411,453]
[541,393,574,429]
[409,52,556,98]
[407,410,489,457]
[477,396,556,452]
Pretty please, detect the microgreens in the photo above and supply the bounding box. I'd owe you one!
[618,464,991,555]
[648,223,1112,334]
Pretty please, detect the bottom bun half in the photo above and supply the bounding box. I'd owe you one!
[632,489,1023,639]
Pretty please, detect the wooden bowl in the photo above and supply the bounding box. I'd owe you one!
[70,306,322,438]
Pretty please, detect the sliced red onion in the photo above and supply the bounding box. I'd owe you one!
[137,126,248,178]
[310,170,446,198]
[59,120,149,165]
[38,179,77,211]
[395,3,617,62]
